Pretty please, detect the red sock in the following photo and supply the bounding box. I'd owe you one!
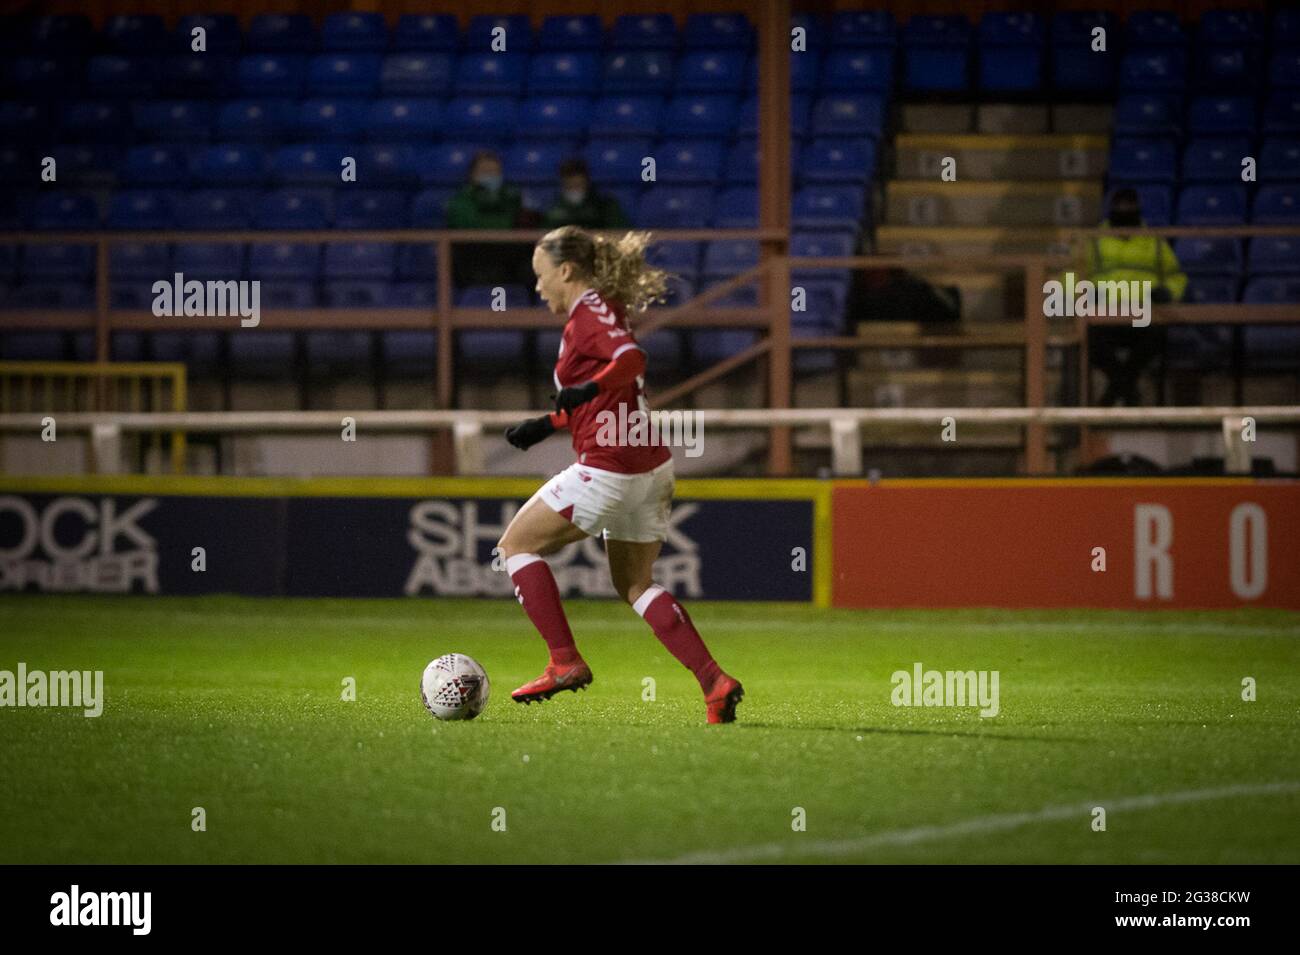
[634,586,723,693]
[507,554,581,666]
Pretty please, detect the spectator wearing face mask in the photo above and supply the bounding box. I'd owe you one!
[1081,187,1188,406]
[446,150,532,289]
[542,159,631,231]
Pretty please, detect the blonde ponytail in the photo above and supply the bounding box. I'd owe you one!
[538,226,674,313]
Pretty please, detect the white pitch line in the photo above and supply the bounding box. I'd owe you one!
[619,780,1300,865]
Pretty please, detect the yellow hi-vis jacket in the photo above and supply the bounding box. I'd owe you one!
[1079,221,1188,302]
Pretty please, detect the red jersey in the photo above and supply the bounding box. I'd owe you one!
[553,288,672,474]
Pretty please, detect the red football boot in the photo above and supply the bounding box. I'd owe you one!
[705,673,744,724]
[511,660,593,704]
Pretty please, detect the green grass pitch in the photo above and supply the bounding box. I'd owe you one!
[1,594,1297,864]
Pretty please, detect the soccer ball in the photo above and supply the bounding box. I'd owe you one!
[420,653,490,721]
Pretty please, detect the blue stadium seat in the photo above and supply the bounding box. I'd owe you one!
[29,14,94,55]
[1271,50,1300,89]
[151,331,222,376]
[1252,185,1300,223]
[821,50,895,92]
[801,138,876,184]
[603,52,674,94]
[1275,10,1300,46]
[334,190,409,228]
[410,188,453,225]
[29,192,99,230]
[247,14,316,53]
[1180,137,1250,182]
[790,277,849,331]
[254,189,331,229]
[229,332,300,373]
[1106,184,1172,226]
[60,101,130,142]
[794,186,866,230]
[237,55,307,97]
[1120,49,1185,91]
[677,51,748,92]
[905,48,970,92]
[380,53,453,96]
[296,99,366,139]
[163,54,236,96]
[173,242,242,279]
[22,243,94,279]
[307,53,381,95]
[1260,139,1300,180]
[396,242,439,279]
[1177,185,1248,225]
[690,330,759,366]
[518,96,593,137]
[0,333,67,357]
[1264,92,1300,134]
[539,15,604,51]
[1183,275,1238,303]
[119,145,189,186]
[381,331,437,375]
[1247,236,1300,274]
[528,52,600,95]
[365,98,442,140]
[585,138,653,183]
[647,241,703,279]
[504,141,577,184]
[249,242,321,280]
[442,97,518,138]
[415,145,488,186]
[323,242,396,280]
[713,187,757,227]
[392,15,459,52]
[1243,327,1300,371]
[321,13,387,52]
[104,14,167,53]
[740,94,811,136]
[1198,11,1264,48]
[702,239,758,277]
[611,15,677,50]
[830,11,896,47]
[1108,138,1177,182]
[1196,47,1257,92]
[303,331,374,372]
[634,329,683,370]
[46,145,119,186]
[455,52,527,96]
[5,285,93,310]
[792,230,856,260]
[903,13,971,46]
[133,101,213,143]
[978,12,1043,92]
[107,190,176,229]
[722,139,758,183]
[1172,237,1243,275]
[175,15,241,54]
[0,145,23,183]
[638,188,714,228]
[591,96,662,137]
[1188,96,1255,136]
[1125,12,1185,47]
[684,13,753,49]
[657,140,725,184]
[217,100,294,141]
[193,144,266,185]
[811,95,885,138]
[86,55,158,97]
[177,190,253,229]
[8,57,84,98]
[1242,276,1300,303]
[1052,46,1115,92]
[465,16,533,51]
[1113,94,1182,135]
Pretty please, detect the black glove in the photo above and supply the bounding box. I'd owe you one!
[554,381,599,414]
[504,415,555,451]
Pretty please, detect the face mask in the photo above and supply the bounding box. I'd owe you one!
[562,188,586,205]
[475,174,502,193]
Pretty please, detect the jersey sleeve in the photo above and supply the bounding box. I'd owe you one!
[571,299,638,362]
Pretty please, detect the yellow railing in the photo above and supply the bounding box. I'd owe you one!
[0,361,187,473]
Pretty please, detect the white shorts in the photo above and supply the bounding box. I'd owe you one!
[535,458,675,543]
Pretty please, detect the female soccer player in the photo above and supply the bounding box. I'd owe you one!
[498,225,744,724]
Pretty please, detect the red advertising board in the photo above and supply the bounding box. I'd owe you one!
[831,480,1300,609]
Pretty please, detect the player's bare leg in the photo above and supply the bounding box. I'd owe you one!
[499,496,593,704]
[607,538,743,724]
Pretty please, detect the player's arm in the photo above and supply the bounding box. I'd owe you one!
[554,345,645,413]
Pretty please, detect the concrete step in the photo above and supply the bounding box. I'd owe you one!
[893,133,1108,181]
[876,225,1075,257]
[1052,103,1114,133]
[884,180,1103,227]
[901,102,973,133]
[977,103,1050,134]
